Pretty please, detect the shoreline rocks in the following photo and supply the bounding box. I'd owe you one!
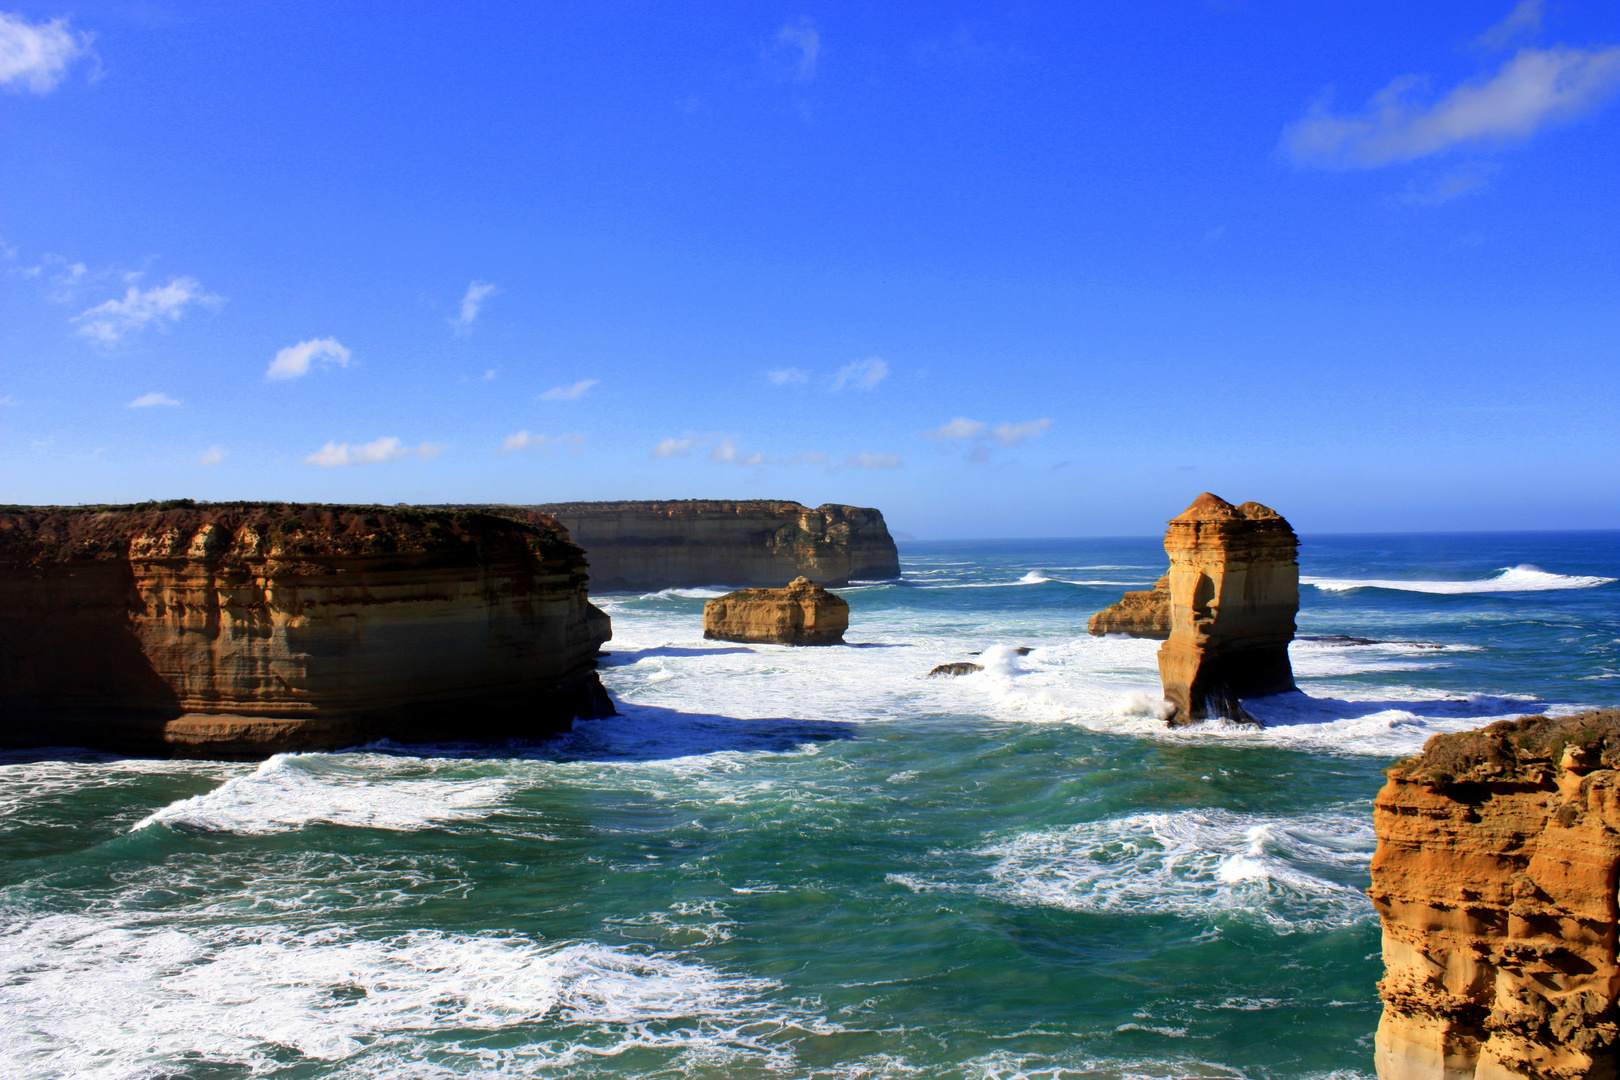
[1156,494,1299,726]
[1370,710,1620,1079]
[1088,574,1171,639]
[0,502,613,757]
[532,500,900,592]
[702,577,848,646]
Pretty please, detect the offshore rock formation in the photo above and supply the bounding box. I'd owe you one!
[703,577,848,646]
[1156,494,1298,725]
[1088,574,1172,639]
[928,662,983,678]
[1371,710,1620,1080]
[0,502,613,757]
[533,500,900,592]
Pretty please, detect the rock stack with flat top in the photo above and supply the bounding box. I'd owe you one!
[703,577,848,645]
[1370,710,1620,1080]
[1088,575,1171,638]
[1156,493,1298,725]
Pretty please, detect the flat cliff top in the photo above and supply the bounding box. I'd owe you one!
[1392,708,1620,784]
[533,500,882,518]
[0,501,576,568]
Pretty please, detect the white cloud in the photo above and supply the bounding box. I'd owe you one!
[711,437,767,466]
[990,418,1052,446]
[831,356,888,392]
[652,437,697,458]
[198,445,226,466]
[767,368,809,386]
[541,379,598,401]
[74,277,220,343]
[128,392,180,408]
[1284,45,1620,169]
[774,19,820,82]
[304,437,444,467]
[498,430,584,455]
[921,417,986,440]
[454,280,498,329]
[266,337,351,380]
[843,452,902,470]
[0,13,92,94]
[1477,1,1541,52]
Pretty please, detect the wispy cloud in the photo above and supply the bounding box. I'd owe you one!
[128,392,180,408]
[653,433,899,470]
[920,417,986,440]
[453,280,498,330]
[920,416,1053,460]
[773,18,820,82]
[266,337,351,380]
[842,452,901,470]
[541,379,598,401]
[989,418,1052,446]
[498,430,584,455]
[831,357,888,392]
[304,437,443,467]
[767,368,809,386]
[1283,45,1620,169]
[711,437,767,466]
[74,277,220,343]
[1476,0,1541,52]
[0,13,93,94]
[652,437,698,459]
[198,445,226,466]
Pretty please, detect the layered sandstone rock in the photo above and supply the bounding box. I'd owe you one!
[1088,574,1172,639]
[702,577,848,645]
[1156,494,1298,725]
[0,502,613,757]
[533,501,900,592]
[1370,710,1620,1080]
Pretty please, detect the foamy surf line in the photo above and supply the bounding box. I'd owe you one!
[1304,564,1616,594]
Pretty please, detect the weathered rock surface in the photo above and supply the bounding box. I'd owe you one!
[1370,710,1620,1079]
[1156,494,1298,725]
[533,500,900,592]
[928,662,983,678]
[0,502,613,757]
[702,577,848,645]
[1088,574,1172,639]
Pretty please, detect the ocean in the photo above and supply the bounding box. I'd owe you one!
[3,531,1617,1080]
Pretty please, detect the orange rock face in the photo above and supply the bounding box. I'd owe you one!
[534,500,900,591]
[1088,574,1172,639]
[1370,711,1620,1079]
[0,503,613,757]
[702,577,849,646]
[1156,494,1298,724]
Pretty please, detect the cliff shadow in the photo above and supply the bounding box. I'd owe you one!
[529,703,859,763]
[601,646,757,664]
[1244,689,1553,728]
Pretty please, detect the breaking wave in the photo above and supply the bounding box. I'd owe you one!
[1303,565,1615,594]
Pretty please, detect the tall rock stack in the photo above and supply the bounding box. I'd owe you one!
[1156,493,1298,725]
[1370,711,1620,1080]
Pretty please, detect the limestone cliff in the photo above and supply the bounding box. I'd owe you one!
[1156,494,1298,725]
[1088,574,1171,639]
[0,502,613,757]
[532,500,900,591]
[702,577,848,646]
[1370,710,1620,1080]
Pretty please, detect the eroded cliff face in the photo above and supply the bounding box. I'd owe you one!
[1088,574,1171,639]
[533,500,900,591]
[1371,710,1620,1080]
[1156,494,1298,725]
[702,576,848,646]
[0,503,613,757]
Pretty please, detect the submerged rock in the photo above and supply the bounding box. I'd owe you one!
[928,662,984,677]
[702,576,848,646]
[1088,575,1171,639]
[1155,494,1298,726]
[1371,709,1620,1079]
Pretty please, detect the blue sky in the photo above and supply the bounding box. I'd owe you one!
[3,1,1618,538]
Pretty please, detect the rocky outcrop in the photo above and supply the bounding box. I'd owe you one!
[1370,710,1620,1080]
[702,577,848,646]
[533,501,900,592]
[1156,494,1298,725]
[928,662,983,678]
[1088,574,1171,638]
[0,502,613,757]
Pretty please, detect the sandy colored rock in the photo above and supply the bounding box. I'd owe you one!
[1088,574,1171,638]
[0,502,613,757]
[534,500,900,591]
[1370,710,1620,1079]
[702,576,848,645]
[1155,494,1298,725]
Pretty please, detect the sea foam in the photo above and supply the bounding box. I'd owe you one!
[1303,564,1616,594]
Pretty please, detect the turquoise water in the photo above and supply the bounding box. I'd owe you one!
[3,533,1618,1079]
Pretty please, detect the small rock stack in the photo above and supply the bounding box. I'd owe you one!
[1087,575,1172,638]
[703,577,848,646]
